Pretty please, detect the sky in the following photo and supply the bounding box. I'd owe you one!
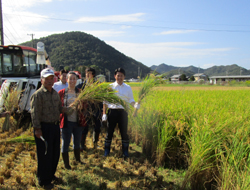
[2,0,250,70]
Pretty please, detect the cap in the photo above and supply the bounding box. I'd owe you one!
[40,68,54,78]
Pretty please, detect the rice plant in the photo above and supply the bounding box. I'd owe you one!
[1,87,21,132]
[132,74,161,116]
[129,88,250,189]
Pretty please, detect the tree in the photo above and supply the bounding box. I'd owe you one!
[180,74,187,81]
[64,66,70,71]
[189,76,195,81]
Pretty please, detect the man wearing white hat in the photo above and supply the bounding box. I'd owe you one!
[30,68,63,189]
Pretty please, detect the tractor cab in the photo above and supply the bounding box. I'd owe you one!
[0,45,42,80]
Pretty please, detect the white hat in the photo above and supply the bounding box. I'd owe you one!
[40,68,54,78]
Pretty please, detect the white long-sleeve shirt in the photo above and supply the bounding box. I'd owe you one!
[107,81,135,109]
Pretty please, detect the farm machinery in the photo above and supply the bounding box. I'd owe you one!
[0,42,81,128]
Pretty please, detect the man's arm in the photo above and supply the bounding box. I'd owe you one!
[30,93,43,138]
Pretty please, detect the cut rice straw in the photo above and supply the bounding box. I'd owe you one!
[1,87,21,132]
[133,74,160,117]
[71,82,129,114]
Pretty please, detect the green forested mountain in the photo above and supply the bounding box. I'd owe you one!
[204,64,250,76]
[21,31,151,80]
[151,63,250,78]
[151,63,179,72]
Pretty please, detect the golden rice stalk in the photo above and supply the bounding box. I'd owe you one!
[133,74,160,116]
[71,82,128,113]
[2,88,21,132]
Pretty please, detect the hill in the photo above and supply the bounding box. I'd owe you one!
[151,63,178,73]
[20,31,151,80]
[151,63,250,78]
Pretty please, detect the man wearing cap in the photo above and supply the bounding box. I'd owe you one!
[30,68,64,189]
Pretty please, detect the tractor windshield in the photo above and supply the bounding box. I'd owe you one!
[0,46,40,77]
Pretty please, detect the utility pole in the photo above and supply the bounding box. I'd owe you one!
[105,68,110,82]
[27,34,35,48]
[0,0,4,45]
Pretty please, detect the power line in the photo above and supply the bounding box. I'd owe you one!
[4,33,13,44]
[4,13,250,33]
[2,1,29,43]
[3,24,20,44]
[3,13,22,41]
[147,19,250,28]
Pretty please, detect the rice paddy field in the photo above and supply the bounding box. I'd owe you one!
[0,84,250,189]
[129,84,250,190]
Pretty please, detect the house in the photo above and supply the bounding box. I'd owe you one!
[128,78,139,82]
[96,74,106,82]
[193,73,208,81]
[170,74,181,82]
[210,75,250,84]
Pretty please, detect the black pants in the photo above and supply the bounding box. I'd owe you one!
[34,123,60,186]
[105,109,129,144]
[82,107,102,143]
[82,117,101,141]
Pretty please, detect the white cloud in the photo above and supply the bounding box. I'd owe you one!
[105,41,233,66]
[84,30,125,37]
[75,13,145,23]
[202,63,216,69]
[3,0,52,11]
[120,25,132,30]
[154,30,198,35]
[3,12,50,45]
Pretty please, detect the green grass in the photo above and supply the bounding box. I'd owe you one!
[0,135,36,145]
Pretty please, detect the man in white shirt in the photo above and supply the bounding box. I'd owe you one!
[102,68,140,158]
[53,69,68,92]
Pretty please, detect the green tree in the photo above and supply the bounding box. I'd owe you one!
[64,66,69,71]
[189,76,195,81]
[180,74,187,81]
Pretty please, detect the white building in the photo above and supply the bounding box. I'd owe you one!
[210,75,250,84]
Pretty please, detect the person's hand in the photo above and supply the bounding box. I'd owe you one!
[0,111,11,117]
[134,102,140,109]
[102,114,107,122]
[34,128,42,139]
[4,111,10,116]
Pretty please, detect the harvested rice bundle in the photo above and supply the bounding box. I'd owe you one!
[71,82,128,114]
[133,74,160,116]
[1,88,21,132]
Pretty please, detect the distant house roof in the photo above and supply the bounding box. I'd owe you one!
[193,73,207,77]
[210,75,250,79]
[171,74,181,78]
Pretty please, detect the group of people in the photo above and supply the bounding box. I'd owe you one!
[30,67,140,189]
